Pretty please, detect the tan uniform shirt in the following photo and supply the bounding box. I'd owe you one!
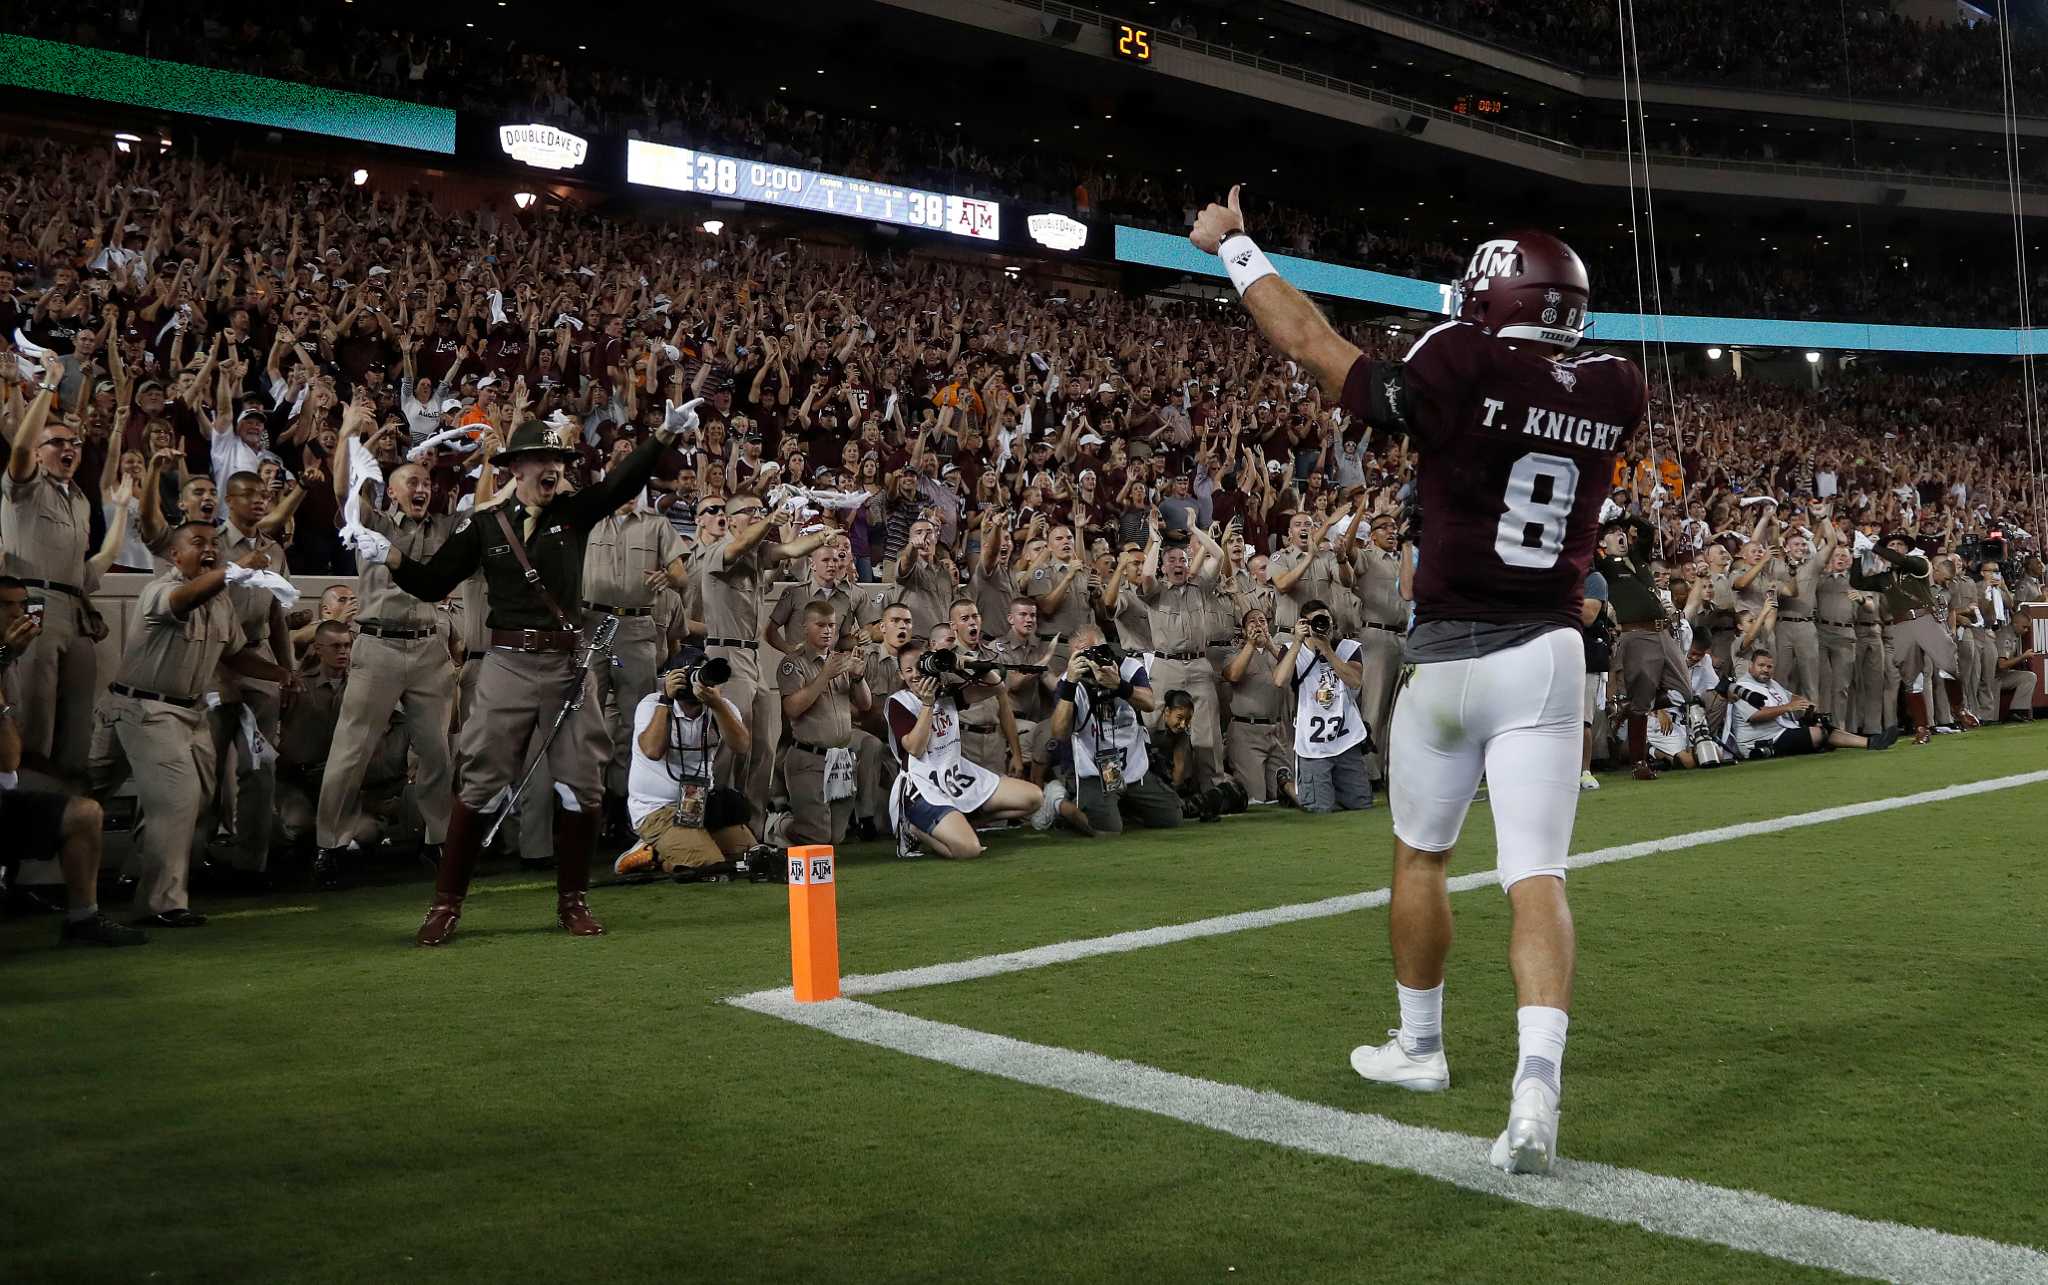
[1140,571,1222,658]
[969,565,1016,636]
[988,632,1053,721]
[278,673,346,775]
[115,571,246,698]
[360,507,454,629]
[779,643,855,747]
[1355,548,1406,628]
[1268,546,1342,630]
[1218,639,1292,719]
[1,469,95,626]
[583,510,687,610]
[1778,556,1824,621]
[1816,571,1857,628]
[1028,558,1093,638]
[1735,556,1785,616]
[218,520,289,697]
[1219,570,1279,631]
[885,555,952,637]
[769,578,861,649]
[701,534,778,676]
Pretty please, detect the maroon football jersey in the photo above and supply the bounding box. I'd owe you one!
[1340,320,1646,629]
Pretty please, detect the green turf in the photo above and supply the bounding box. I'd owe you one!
[2,727,2042,1283]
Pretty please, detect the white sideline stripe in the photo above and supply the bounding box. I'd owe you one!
[729,990,2048,1285]
[837,770,2048,997]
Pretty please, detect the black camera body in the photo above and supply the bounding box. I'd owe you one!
[1305,612,1334,638]
[1179,779,1250,823]
[1077,641,1123,670]
[670,654,732,699]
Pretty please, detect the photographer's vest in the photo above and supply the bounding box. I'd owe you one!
[887,689,999,823]
[1292,639,1369,759]
[1069,656,1152,784]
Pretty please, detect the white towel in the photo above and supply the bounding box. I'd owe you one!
[823,747,857,802]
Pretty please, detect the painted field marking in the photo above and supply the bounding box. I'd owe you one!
[207,905,318,921]
[731,990,2048,1285]
[836,769,2048,998]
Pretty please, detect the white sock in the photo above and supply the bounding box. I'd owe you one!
[1396,982,1443,1056]
[1513,1005,1569,1105]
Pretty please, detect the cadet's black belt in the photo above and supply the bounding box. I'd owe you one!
[18,577,82,598]
[582,601,652,618]
[1155,649,1207,662]
[1888,608,1928,625]
[1365,622,1402,633]
[489,627,580,654]
[703,637,759,649]
[789,738,847,756]
[359,621,436,640]
[1232,715,1280,726]
[109,682,198,708]
[1820,619,1857,629]
[1776,615,1813,624]
[1618,619,1667,634]
[960,722,998,734]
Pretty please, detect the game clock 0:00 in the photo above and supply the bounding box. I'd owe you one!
[1115,24,1152,62]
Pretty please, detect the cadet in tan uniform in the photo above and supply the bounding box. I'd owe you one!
[1850,580,1890,735]
[696,491,833,806]
[1348,510,1408,784]
[1771,526,1833,709]
[1851,533,1970,744]
[987,597,1058,780]
[1217,606,1294,803]
[1135,523,1228,781]
[580,490,689,813]
[210,472,295,881]
[1029,523,1095,666]
[3,384,100,778]
[316,413,458,885]
[765,535,861,655]
[1731,539,1786,658]
[1701,544,1741,673]
[778,600,872,845]
[1947,558,1995,722]
[944,602,1026,777]
[88,522,299,925]
[280,621,419,852]
[1814,545,1859,723]
[1268,511,1345,632]
[886,516,953,637]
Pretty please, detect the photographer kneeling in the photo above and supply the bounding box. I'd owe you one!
[1727,649,1897,762]
[1046,627,1183,835]
[885,639,1044,859]
[616,648,774,880]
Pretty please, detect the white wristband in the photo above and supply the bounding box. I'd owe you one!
[1218,233,1278,297]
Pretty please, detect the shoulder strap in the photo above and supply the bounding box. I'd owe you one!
[493,507,577,633]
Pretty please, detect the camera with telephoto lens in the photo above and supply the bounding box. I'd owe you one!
[1179,779,1250,823]
[1304,612,1334,638]
[666,653,731,701]
[1077,641,1123,671]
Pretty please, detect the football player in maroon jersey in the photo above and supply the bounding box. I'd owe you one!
[1193,187,1647,1175]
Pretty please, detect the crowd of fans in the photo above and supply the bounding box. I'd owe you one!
[0,135,2040,945]
[14,1,2048,325]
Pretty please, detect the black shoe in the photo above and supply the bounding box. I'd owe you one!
[312,849,349,891]
[854,816,879,842]
[61,912,150,947]
[132,908,208,928]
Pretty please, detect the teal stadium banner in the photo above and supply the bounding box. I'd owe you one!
[0,34,457,154]
[1114,225,2048,357]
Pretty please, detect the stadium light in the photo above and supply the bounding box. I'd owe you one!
[512,192,536,209]
[112,131,140,154]
[351,168,369,186]
[1805,351,1821,364]
[701,220,724,235]
[1706,348,1722,359]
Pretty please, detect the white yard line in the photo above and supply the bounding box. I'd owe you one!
[730,991,2048,1285]
[836,770,2048,998]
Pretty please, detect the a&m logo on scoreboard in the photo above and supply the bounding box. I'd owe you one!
[946,196,1001,241]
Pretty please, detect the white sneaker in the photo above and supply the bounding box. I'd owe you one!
[1489,1083,1560,1175]
[1030,780,1066,832]
[1348,1030,1449,1093]
[1578,770,1600,791]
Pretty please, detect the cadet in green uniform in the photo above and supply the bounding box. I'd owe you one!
[1850,533,1971,744]
[374,403,695,946]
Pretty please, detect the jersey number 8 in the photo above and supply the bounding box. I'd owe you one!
[1495,452,1580,570]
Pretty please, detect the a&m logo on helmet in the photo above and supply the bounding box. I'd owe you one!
[1464,239,1523,292]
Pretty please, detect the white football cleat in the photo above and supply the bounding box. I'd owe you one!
[1489,1083,1560,1175]
[1578,770,1600,791]
[1029,780,1066,832]
[1349,1030,1449,1093]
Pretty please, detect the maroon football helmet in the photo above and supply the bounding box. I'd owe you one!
[1450,230,1590,350]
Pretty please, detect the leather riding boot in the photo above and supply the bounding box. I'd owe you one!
[417,797,486,947]
[1944,677,1980,729]
[1906,693,1932,745]
[1626,714,1657,780]
[554,807,605,937]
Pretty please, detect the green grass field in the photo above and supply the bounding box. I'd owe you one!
[4,727,2045,1283]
